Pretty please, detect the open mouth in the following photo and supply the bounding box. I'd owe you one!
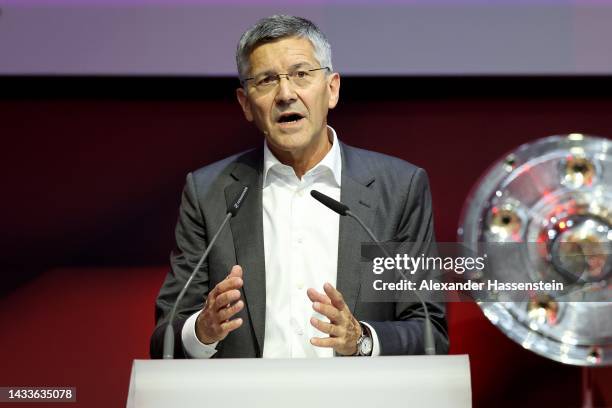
[277,113,304,124]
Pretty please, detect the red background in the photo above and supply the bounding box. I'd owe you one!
[0,77,611,407]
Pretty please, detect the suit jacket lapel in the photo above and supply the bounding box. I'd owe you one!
[225,149,266,356]
[337,144,377,314]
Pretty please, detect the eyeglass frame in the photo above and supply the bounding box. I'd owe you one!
[241,66,331,90]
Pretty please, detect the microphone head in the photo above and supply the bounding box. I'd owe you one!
[228,186,249,216]
[310,190,349,216]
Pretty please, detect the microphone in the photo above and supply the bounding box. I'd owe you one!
[310,189,436,355]
[310,190,349,216]
[163,185,250,359]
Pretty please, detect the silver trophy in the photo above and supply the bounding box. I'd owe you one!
[458,134,611,367]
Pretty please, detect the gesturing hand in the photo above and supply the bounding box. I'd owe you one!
[307,282,362,356]
[195,265,244,344]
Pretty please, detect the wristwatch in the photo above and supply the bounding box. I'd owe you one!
[355,322,373,356]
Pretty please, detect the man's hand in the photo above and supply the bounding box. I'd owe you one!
[307,282,362,356]
[195,265,244,344]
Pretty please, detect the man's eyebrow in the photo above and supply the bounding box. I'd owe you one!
[252,68,276,77]
[253,62,316,77]
[289,62,316,70]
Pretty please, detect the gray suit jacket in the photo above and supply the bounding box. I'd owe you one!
[150,142,448,358]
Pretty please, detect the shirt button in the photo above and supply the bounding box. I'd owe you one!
[297,189,305,197]
[297,237,303,244]
[297,282,304,290]
[296,328,304,335]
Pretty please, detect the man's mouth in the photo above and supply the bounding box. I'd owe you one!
[277,112,305,124]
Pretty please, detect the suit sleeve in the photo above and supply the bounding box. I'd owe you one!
[364,168,449,355]
[150,172,212,359]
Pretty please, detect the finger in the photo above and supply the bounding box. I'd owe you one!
[323,282,347,311]
[310,317,342,337]
[220,317,243,333]
[227,265,243,279]
[217,300,244,322]
[209,266,243,300]
[312,302,341,323]
[306,288,332,305]
[212,276,243,300]
[214,289,242,310]
[310,336,339,348]
[204,290,216,311]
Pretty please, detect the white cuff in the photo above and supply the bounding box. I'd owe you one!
[181,311,219,358]
[360,321,381,357]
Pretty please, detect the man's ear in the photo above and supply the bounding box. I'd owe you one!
[236,87,254,122]
[327,72,341,110]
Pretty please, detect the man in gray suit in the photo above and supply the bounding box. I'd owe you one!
[150,15,448,359]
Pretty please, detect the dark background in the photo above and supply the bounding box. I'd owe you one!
[0,76,611,407]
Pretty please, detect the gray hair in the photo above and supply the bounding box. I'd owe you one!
[236,15,333,82]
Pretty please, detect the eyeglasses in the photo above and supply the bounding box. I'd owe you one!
[242,67,330,92]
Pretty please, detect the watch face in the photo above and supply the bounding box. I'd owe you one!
[360,336,373,356]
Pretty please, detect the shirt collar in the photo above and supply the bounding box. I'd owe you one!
[263,125,342,187]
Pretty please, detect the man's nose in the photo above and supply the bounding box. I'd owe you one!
[275,76,297,104]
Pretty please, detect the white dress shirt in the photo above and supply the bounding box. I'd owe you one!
[182,126,380,358]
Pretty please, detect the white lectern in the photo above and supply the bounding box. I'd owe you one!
[127,355,471,408]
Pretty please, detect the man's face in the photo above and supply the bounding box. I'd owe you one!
[236,36,340,159]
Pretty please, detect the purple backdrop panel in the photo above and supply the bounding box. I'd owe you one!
[3,3,612,75]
